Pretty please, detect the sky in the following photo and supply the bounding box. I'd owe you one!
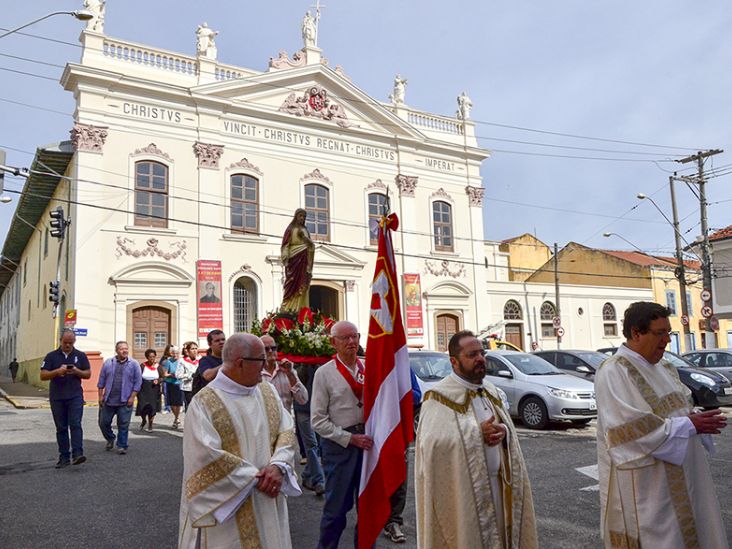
[1,0,731,259]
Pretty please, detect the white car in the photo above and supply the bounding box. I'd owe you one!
[484,350,597,429]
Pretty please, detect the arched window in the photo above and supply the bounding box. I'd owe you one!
[231,174,259,234]
[540,301,556,338]
[432,201,454,252]
[304,184,330,241]
[603,302,617,336]
[368,193,387,245]
[233,277,257,332]
[135,161,168,227]
[503,300,522,320]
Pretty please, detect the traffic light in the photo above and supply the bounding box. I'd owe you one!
[49,206,67,240]
[49,280,60,304]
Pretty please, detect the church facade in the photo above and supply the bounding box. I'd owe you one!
[1,15,490,373]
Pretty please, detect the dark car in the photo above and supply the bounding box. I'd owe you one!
[596,347,732,408]
[533,350,608,381]
[682,349,732,380]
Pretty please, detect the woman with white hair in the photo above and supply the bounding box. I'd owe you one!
[161,345,184,429]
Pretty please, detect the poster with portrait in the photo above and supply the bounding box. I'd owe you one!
[403,273,424,337]
[197,260,223,338]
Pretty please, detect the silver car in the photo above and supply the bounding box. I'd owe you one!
[484,350,597,429]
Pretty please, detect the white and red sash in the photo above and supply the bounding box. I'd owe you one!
[335,355,365,405]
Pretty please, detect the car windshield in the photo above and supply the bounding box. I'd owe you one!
[410,353,452,380]
[504,354,562,375]
[575,352,607,369]
[663,351,694,369]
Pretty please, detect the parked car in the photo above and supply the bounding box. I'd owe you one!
[483,350,596,429]
[682,350,732,380]
[533,350,608,381]
[482,337,522,352]
[597,347,732,408]
[408,350,509,429]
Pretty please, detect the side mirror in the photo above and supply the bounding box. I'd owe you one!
[497,370,513,379]
[576,365,592,375]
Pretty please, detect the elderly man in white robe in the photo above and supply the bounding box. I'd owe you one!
[596,301,728,549]
[178,333,301,549]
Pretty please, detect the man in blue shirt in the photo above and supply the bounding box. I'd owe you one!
[97,341,141,455]
[40,329,92,468]
[192,329,225,395]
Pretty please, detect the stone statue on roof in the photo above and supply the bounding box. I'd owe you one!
[196,22,219,59]
[302,11,317,48]
[83,0,105,33]
[457,91,473,120]
[390,75,407,105]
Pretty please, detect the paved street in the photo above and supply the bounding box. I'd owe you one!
[1,400,731,548]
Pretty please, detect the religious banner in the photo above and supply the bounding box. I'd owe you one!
[64,309,77,329]
[196,260,223,338]
[403,273,424,337]
[358,213,413,549]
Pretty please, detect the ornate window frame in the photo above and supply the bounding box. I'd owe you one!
[301,171,334,242]
[128,145,175,233]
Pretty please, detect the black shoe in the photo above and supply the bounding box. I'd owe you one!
[105,440,114,451]
[72,455,86,466]
[314,483,325,497]
[55,459,71,469]
[302,479,315,492]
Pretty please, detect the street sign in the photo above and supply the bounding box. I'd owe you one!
[680,314,689,326]
[710,316,720,331]
[73,328,88,336]
[556,327,565,337]
[701,289,712,302]
[552,316,561,328]
[701,306,713,319]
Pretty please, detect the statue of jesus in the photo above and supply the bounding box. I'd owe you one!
[280,209,315,312]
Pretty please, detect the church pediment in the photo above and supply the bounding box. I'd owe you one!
[110,261,194,287]
[191,65,423,138]
[313,244,366,270]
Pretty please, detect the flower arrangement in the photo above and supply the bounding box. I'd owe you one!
[251,307,336,359]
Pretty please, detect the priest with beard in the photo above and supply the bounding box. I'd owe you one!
[415,330,537,549]
[178,333,301,549]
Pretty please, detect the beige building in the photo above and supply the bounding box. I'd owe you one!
[0,15,492,380]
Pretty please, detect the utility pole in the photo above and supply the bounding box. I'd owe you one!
[554,242,561,349]
[677,149,723,348]
[669,174,691,351]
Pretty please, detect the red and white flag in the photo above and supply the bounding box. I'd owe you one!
[358,213,414,549]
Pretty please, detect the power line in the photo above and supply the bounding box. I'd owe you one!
[0,185,660,283]
[0,36,704,154]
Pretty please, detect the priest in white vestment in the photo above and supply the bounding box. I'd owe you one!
[415,330,537,549]
[179,333,301,549]
[596,301,728,549]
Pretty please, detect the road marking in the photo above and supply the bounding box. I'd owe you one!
[576,464,599,491]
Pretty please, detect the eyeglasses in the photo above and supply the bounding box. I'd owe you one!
[648,329,672,338]
[264,345,278,352]
[239,356,266,364]
[333,334,360,341]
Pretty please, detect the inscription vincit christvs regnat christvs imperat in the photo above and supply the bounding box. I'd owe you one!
[121,101,459,171]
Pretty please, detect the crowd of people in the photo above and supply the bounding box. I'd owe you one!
[39,301,729,548]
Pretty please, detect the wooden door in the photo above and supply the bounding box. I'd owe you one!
[131,306,171,362]
[505,324,524,351]
[435,313,459,352]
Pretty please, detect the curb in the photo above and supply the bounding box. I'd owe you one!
[0,386,36,409]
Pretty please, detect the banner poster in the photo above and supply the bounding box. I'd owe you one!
[197,260,223,338]
[403,273,424,337]
[64,309,77,329]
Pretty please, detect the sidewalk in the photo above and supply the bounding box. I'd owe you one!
[0,375,50,409]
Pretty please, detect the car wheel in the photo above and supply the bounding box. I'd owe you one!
[520,397,548,430]
[571,419,592,426]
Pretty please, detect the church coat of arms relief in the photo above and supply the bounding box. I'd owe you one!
[279,85,353,128]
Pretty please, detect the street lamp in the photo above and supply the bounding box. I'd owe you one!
[0,10,93,39]
[602,232,645,253]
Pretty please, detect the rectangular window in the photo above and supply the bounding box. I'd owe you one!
[304,184,330,241]
[432,201,454,252]
[604,323,618,337]
[135,161,168,228]
[368,193,388,245]
[154,332,167,347]
[44,229,49,258]
[541,324,554,338]
[231,175,259,234]
[134,332,147,349]
[686,291,693,316]
[665,290,677,315]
